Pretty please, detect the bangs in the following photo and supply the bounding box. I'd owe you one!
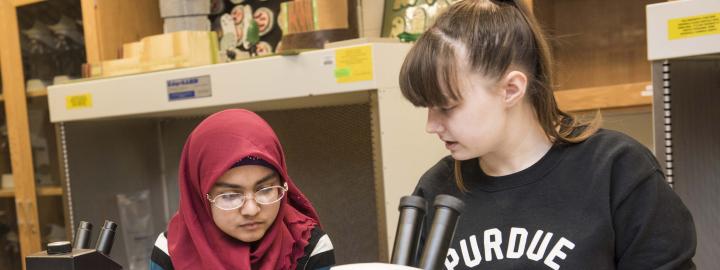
[399,29,464,108]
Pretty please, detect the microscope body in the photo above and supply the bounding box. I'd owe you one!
[25,220,122,270]
[26,248,122,270]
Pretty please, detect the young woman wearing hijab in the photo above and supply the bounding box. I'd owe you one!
[150,109,335,270]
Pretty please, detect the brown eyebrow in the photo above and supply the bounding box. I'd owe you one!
[213,171,278,190]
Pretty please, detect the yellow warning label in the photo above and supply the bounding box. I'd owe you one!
[66,94,93,110]
[669,13,720,40]
[335,45,373,83]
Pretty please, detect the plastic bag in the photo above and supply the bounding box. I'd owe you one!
[117,190,155,270]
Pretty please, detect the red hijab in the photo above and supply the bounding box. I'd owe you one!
[168,109,320,270]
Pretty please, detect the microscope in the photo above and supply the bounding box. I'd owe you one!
[333,194,465,270]
[25,220,122,270]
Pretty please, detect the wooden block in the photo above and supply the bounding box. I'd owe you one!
[283,0,350,34]
[82,0,163,64]
[142,57,184,72]
[101,57,142,77]
[141,32,177,63]
[284,0,315,34]
[279,0,358,51]
[316,0,349,30]
[122,42,143,58]
[96,31,218,77]
[156,31,217,67]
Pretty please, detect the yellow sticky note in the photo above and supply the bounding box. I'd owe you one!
[668,13,720,40]
[66,94,93,110]
[335,45,373,83]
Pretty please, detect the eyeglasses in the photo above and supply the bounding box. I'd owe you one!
[207,183,288,211]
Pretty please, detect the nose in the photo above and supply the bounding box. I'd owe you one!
[425,108,444,134]
[240,197,261,216]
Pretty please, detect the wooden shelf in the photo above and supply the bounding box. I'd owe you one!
[12,0,45,7]
[0,186,64,198]
[37,186,63,196]
[0,188,13,197]
[0,88,48,102]
[555,82,652,112]
[26,88,47,98]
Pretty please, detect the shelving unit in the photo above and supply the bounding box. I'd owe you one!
[0,1,49,267]
[647,1,720,268]
[0,0,162,269]
[48,42,448,266]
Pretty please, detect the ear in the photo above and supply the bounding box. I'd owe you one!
[501,70,528,107]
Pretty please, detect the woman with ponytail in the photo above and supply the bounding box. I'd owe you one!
[401,1,696,269]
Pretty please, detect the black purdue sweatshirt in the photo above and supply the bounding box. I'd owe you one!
[414,129,696,270]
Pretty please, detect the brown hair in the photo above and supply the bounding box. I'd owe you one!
[399,0,600,191]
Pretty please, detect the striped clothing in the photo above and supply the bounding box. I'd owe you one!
[150,226,335,270]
